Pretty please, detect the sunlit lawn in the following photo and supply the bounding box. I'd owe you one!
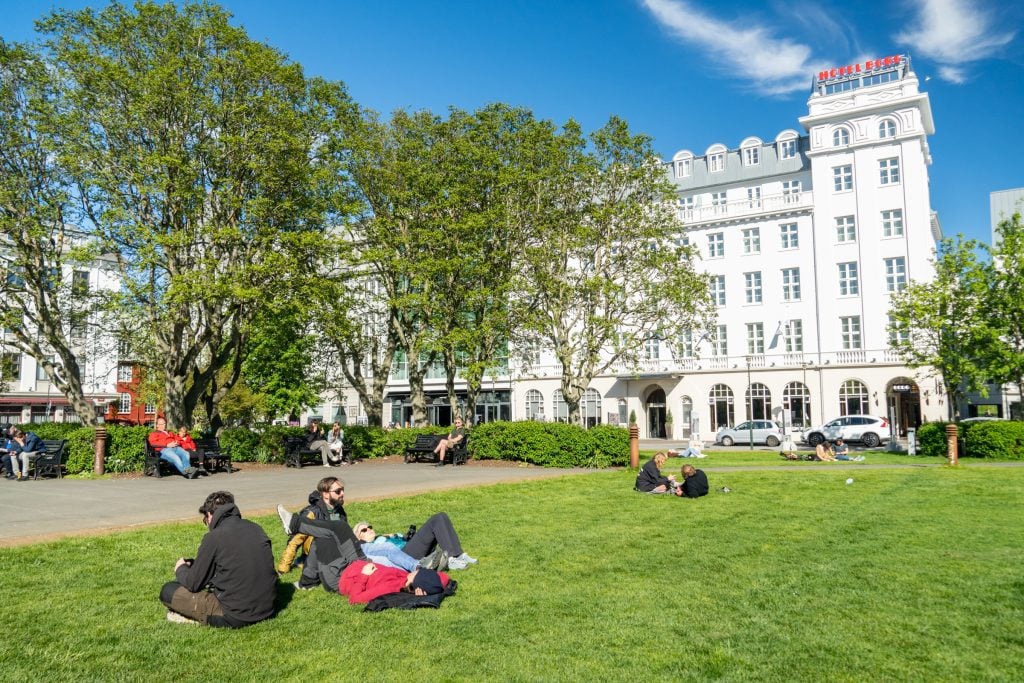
[1,465,1021,681]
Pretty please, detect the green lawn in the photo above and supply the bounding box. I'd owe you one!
[2,465,1022,681]
[643,449,948,468]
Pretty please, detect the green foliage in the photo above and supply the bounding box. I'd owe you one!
[469,421,629,467]
[915,422,950,458]
[12,422,82,440]
[64,426,97,474]
[960,421,1024,460]
[102,426,151,474]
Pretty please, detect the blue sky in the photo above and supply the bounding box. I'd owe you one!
[2,0,1022,244]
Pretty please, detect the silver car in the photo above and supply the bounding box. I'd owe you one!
[802,415,890,448]
[717,420,784,446]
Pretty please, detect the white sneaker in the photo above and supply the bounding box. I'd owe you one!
[277,504,293,536]
[454,552,478,565]
[447,556,470,570]
[166,610,199,625]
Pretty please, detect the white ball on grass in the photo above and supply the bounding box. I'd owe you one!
[845,478,854,485]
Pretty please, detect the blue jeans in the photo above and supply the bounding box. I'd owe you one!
[160,447,191,474]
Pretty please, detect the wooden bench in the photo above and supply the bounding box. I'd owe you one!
[404,434,441,463]
[283,435,322,468]
[143,439,207,478]
[31,439,68,479]
[194,437,232,474]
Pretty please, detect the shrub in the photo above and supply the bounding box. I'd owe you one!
[469,420,629,467]
[961,421,1024,460]
[65,427,99,474]
[916,422,949,458]
[104,426,151,473]
[12,422,83,440]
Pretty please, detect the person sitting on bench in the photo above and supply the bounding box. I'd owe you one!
[148,417,200,478]
[433,417,466,467]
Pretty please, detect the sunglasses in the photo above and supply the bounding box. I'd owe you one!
[330,488,344,494]
[358,526,373,533]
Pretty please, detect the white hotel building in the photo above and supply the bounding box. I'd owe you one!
[334,56,949,440]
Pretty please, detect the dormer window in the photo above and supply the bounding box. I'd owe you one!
[709,153,724,172]
[879,120,896,139]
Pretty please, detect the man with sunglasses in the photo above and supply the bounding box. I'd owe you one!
[278,476,361,590]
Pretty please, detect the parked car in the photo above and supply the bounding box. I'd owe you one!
[957,417,1006,423]
[802,415,889,448]
[717,420,784,446]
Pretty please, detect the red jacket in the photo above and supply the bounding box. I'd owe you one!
[178,434,197,451]
[148,430,178,450]
[338,561,451,605]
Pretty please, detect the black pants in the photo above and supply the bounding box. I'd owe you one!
[403,512,464,559]
[294,518,366,591]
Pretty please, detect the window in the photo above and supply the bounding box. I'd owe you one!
[888,314,909,346]
[742,228,760,254]
[838,262,859,296]
[833,165,853,192]
[679,397,693,438]
[708,233,724,258]
[839,379,869,415]
[72,270,90,296]
[144,401,157,415]
[581,388,602,428]
[679,196,694,212]
[747,187,761,208]
[552,390,569,423]
[711,325,728,356]
[746,323,765,354]
[835,215,857,243]
[708,153,725,172]
[783,382,811,428]
[117,364,133,383]
[782,180,801,202]
[524,389,544,420]
[711,275,726,306]
[882,209,904,237]
[644,337,660,360]
[832,128,850,146]
[884,257,907,291]
[879,157,900,185]
[709,384,735,431]
[1,352,22,382]
[746,383,771,420]
[675,158,692,178]
[864,70,899,86]
[678,331,695,358]
[743,146,760,166]
[779,223,799,249]
[781,268,801,301]
[118,392,132,414]
[779,138,797,159]
[841,316,862,349]
[711,191,727,208]
[879,120,896,138]
[784,319,804,352]
[744,272,762,304]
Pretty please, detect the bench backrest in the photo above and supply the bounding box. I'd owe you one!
[413,434,436,448]
[41,439,67,457]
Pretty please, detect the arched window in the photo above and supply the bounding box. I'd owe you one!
[839,379,869,415]
[783,382,811,428]
[524,389,544,421]
[709,384,735,431]
[553,389,569,423]
[746,383,771,420]
[680,396,693,438]
[581,388,602,428]
[832,128,850,146]
[879,120,896,139]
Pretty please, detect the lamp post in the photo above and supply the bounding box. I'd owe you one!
[801,361,810,429]
[745,356,753,450]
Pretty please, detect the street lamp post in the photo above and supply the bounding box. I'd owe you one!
[801,361,810,429]
[746,356,753,450]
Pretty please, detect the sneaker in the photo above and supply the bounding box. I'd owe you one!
[434,461,446,467]
[323,463,332,468]
[453,552,478,565]
[166,610,199,625]
[418,547,443,570]
[277,504,293,536]
[447,556,470,570]
[293,581,317,591]
[854,455,865,462]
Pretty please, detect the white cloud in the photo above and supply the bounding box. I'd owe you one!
[640,0,818,95]
[896,0,1015,83]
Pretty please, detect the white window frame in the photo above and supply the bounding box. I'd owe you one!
[708,233,724,258]
[779,223,799,249]
[675,158,692,178]
[881,209,904,238]
[746,323,765,354]
[744,271,763,304]
[879,120,896,139]
[144,401,157,416]
[779,139,797,159]
[833,165,853,192]
[832,128,850,146]
[742,227,761,254]
[118,392,132,414]
[884,257,907,292]
[888,314,909,346]
[644,337,660,360]
[708,152,725,173]
[712,275,726,307]
[838,262,859,296]
[835,216,857,243]
[781,268,801,301]
[117,364,133,383]
[784,319,804,352]
[743,146,760,166]
[879,157,900,185]
[711,325,728,357]
[841,316,862,350]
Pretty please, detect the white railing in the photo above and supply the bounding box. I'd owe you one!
[679,191,813,226]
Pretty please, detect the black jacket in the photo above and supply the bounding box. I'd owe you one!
[300,490,348,524]
[636,459,670,492]
[175,503,277,626]
[682,469,709,498]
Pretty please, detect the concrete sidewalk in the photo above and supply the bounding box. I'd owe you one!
[0,462,594,547]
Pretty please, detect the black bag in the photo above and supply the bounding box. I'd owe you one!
[363,578,458,612]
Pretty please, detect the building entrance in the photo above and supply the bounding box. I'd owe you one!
[886,378,921,437]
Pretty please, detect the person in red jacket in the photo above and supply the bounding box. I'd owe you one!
[339,560,449,605]
[148,417,198,478]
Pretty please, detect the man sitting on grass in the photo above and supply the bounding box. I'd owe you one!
[672,464,709,498]
[277,476,350,588]
[161,491,277,627]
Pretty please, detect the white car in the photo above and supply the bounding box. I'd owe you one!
[716,420,784,446]
[802,415,889,448]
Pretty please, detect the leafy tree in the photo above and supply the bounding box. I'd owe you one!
[0,40,106,424]
[37,2,350,428]
[508,116,712,424]
[888,235,995,419]
[984,212,1024,412]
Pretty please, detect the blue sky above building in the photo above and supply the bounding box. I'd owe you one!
[2,0,1021,245]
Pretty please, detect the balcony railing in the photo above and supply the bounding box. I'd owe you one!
[679,191,813,226]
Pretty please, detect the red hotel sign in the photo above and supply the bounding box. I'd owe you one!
[818,55,902,82]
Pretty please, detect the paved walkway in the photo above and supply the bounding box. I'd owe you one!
[0,462,595,547]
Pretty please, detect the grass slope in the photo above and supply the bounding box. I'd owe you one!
[1,466,1022,681]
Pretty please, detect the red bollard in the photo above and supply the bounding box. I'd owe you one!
[629,424,640,469]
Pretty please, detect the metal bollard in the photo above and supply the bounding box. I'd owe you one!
[629,424,639,469]
[94,426,107,475]
[945,423,958,465]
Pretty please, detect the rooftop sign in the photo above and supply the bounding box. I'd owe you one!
[818,55,903,82]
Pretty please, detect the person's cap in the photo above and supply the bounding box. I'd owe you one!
[353,521,372,535]
[411,568,444,595]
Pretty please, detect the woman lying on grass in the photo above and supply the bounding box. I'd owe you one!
[339,561,450,604]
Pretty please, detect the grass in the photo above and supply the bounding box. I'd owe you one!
[2,465,1023,681]
[642,448,948,468]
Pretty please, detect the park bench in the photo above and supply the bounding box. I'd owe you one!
[143,439,207,478]
[283,435,322,468]
[194,437,232,474]
[404,434,470,465]
[30,439,68,479]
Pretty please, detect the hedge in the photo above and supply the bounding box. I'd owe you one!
[914,421,1024,460]
[11,420,630,474]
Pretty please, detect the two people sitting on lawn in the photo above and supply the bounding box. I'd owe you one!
[306,421,342,468]
[671,464,709,498]
[148,417,201,478]
[5,427,44,481]
[276,476,351,584]
[636,451,674,493]
[433,417,466,467]
[814,441,836,461]
[161,491,277,627]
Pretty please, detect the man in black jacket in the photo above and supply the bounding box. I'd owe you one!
[679,464,709,498]
[160,491,277,627]
[282,476,364,591]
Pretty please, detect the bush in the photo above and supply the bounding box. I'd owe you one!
[916,422,949,458]
[961,421,1024,460]
[65,427,98,474]
[469,421,629,467]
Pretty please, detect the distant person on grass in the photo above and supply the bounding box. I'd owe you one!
[148,417,199,479]
[832,438,865,461]
[276,476,350,586]
[161,491,277,627]
[672,464,709,498]
[636,451,673,493]
[355,514,478,571]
